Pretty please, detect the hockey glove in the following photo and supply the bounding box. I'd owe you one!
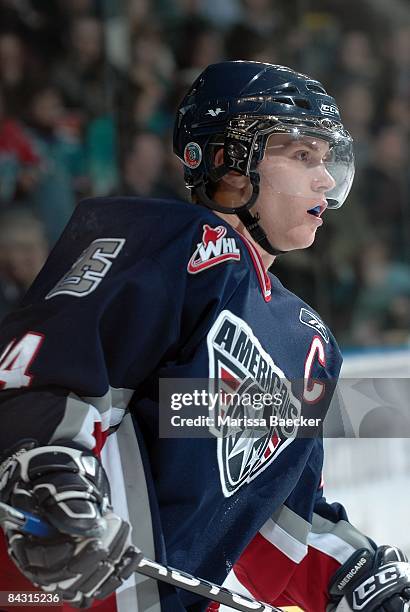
[0,441,136,608]
[328,546,410,611]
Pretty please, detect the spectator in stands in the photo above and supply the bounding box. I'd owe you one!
[335,83,375,169]
[350,240,410,346]
[130,22,175,91]
[22,85,86,244]
[0,32,34,117]
[59,0,97,20]
[357,123,409,259]
[0,86,40,205]
[336,30,380,86]
[382,24,410,98]
[0,208,48,322]
[171,18,224,82]
[241,0,280,35]
[224,23,277,63]
[52,16,126,119]
[123,22,175,135]
[0,0,67,64]
[119,131,166,198]
[198,0,242,30]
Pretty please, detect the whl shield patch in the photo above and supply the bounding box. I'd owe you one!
[188,225,241,274]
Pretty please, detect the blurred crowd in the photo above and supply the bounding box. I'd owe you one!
[0,0,408,348]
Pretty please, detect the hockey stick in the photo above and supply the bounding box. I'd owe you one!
[0,501,282,612]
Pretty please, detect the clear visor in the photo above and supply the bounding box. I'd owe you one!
[262,124,355,209]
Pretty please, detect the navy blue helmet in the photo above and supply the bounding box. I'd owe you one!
[173,61,354,254]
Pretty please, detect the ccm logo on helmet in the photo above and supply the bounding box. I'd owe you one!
[320,103,340,116]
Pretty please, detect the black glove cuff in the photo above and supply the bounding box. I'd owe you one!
[329,546,410,612]
[329,548,374,599]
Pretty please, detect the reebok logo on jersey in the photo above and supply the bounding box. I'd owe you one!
[207,310,300,497]
[187,225,241,274]
[299,308,329,343]
[206,107,225,117]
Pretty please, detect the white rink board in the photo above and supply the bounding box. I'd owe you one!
[324,349,410,555]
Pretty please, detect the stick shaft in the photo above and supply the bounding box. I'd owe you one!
[0,503,281,612]
[130,549,281,612]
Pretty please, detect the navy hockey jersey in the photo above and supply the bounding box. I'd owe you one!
[0,197,374,612]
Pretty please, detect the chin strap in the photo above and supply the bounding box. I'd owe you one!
[195,170,284,257]
[235,207,284,256]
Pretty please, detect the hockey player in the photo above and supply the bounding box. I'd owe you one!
[0,61,409,612]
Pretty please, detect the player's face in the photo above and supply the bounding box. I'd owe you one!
[254,134,336,251]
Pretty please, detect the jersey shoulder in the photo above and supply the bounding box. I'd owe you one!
[72,195,253,275]
[268,270,342,374]
[65,195,246,256]
[20,196,253,306]
[268,271,335,343]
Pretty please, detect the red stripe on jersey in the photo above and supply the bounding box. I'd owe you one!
[92,421,109,457]
[234,533,297,601]
[282,545,340,611]
[233,532,341,611]
[238,235,271,302]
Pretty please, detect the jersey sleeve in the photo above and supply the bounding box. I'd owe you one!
[217,439,375,612]
[0,197,247,460]
[0,254,181,458]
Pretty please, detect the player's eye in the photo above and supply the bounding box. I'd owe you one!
[294,149,312,163]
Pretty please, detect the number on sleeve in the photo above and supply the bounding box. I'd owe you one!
[0,332,44,389]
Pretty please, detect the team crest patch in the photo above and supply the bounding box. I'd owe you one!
[207,310,301,497]
[299,308,329,343]
[187,225,241,274]
[183,142,202,169]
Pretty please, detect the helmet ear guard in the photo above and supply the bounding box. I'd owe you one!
[193,120,262,216]
[223,121,260,175]
[190,122,261,215]
[196,117,266,210]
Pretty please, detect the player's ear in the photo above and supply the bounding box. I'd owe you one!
[214,148,249,189]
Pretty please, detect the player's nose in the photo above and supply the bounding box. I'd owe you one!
[312,166,336,193]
